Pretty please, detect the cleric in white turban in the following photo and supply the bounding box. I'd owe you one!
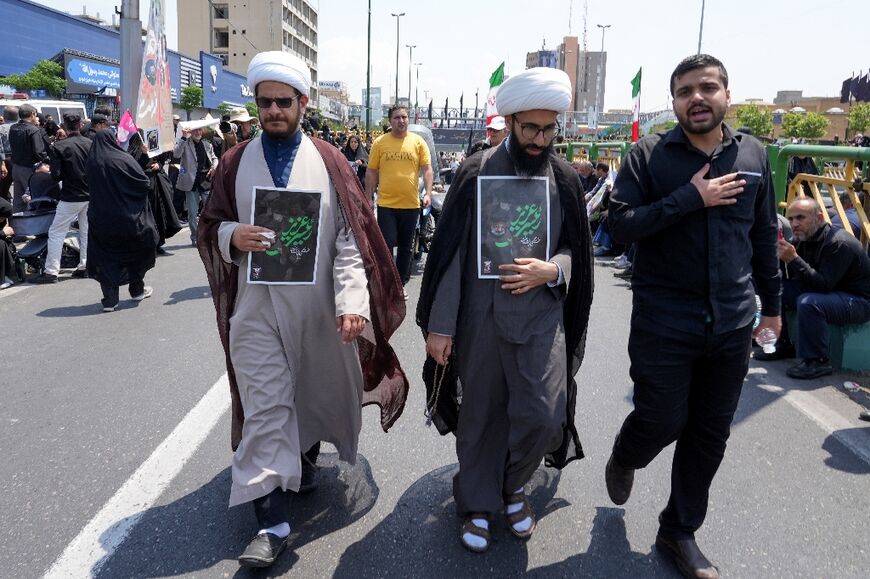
[496,67,572,117]
[247,50,312,96]
[198,48,409,568]
[417,61,594,555]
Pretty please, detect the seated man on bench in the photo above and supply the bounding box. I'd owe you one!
[756,197,870,379]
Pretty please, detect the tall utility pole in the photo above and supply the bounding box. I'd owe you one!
[391,12,405,105]
[414,62,422,108]
[366,0,371,134]
[593,23,611,134]
[119,0,142,116]
[697,0,706,54]
[406,44,416,105]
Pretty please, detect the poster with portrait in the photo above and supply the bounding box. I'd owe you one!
[135,0,175,157]
[477,176,550,279]
[248,188,323,285]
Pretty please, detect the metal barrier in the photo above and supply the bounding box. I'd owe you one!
[771,144,870,249]
[554,141,631,169]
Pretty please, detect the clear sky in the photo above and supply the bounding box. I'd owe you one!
[43,0,869,113]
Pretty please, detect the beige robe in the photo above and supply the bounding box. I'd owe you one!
[216,135,370,507]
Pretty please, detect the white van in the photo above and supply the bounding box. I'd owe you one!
[0,99,88,122]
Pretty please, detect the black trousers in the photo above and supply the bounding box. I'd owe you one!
[613,319,752,539]
[100,278,144,307]
[377,206,418,285]
[252,442,320,528]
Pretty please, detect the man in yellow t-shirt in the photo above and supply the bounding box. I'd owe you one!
[365,105,433,294]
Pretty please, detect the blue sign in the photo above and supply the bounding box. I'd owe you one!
[65,57,120,91]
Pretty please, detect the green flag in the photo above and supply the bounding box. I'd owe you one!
[489,62,505,88]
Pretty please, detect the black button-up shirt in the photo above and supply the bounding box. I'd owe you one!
[608,124,781,335]
[8,120,50,167]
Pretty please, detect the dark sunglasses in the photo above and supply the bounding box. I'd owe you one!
[255,95,301,109]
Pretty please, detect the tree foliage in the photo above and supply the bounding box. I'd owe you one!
[735,105,773,137]
[245,101,258,120]
[781,111,829,140]
[179,86,204,120]
[3,60,66,98]
[217,101,233,117]
[848,103,870,134]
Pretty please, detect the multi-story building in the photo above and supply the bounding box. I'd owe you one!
[527,36,606,119]
[726,91,849,141]
[177,0,319,99]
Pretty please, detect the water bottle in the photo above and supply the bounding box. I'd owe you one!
[753,295,762,329]
[756,327,777,354]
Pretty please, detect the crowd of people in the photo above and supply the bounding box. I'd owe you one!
[3,48,870,577]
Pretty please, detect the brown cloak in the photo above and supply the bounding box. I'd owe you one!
[198,137,408,450]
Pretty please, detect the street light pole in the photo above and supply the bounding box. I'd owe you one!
[594,23,611,137]
[414,62,422,110]
[119,0,142,117]
[406,44,416,106]
[366,0,371,134]
[697,0,706,54]
[391,12,405,105]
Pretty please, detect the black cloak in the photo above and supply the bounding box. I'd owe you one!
[85,129,159,286]
[416,149,595,469]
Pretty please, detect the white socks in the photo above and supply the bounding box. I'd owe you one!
[258,522,290,538]
[506,487,533,533]
[462,518,490,550]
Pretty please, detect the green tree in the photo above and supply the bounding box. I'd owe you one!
[245,101,258,120]
[217,101,233,117]
[179,86,204,120]
[735,104,773,137]
[848,103,870,134]
[782,111,829,140]
[645,121,677,135]
[3,60,66,98]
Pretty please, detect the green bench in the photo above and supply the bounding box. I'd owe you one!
[785,311,870,373]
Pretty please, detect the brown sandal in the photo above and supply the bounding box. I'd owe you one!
[459,513,491,553]
[504,492,536,540]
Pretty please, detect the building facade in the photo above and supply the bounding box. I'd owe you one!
[527,35,606,120]
[178,0,319,100]
[0,0,253,119]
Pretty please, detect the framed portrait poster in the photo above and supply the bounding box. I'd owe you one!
[477,176,550,279]
[247,187,323,285]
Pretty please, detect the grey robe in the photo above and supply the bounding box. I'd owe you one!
[217,136,371,507]
[428,144,573,516]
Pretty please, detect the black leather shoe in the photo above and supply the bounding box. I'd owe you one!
[655,535,720,579]
[786,358,833,379]
[70,269,88,279]
[605,453,634,505]
[29,272,58,284]
[238,532,288,568]
[753,344,795,361]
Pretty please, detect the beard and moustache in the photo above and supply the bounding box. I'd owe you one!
[507,129,555,175]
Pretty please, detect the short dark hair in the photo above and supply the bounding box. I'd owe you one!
[387,105,408,120]
[63,113,82,132]
[19,104,36,119]
[595,162,610,173]
[3,106,19,122]
[669,54,729,96]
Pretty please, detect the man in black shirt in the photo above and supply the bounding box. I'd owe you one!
[606,54,781,578]
[9,104,50,213]
[30,114,93,283]
[767,198,870,379]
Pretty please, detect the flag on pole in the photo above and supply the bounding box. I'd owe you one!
[630,68,642,143]
[459,93,464,118]
[444,97,449,128]
[428,99,433,122]
[116,109,138,147]
[840,76,852,103]
[485,62,505,126]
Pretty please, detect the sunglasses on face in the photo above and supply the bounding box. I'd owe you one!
[255,95,301,109]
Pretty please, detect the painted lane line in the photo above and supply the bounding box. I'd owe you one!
[782,388,870,467]
[44,374,231,578]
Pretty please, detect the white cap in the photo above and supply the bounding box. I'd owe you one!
[486,116,506,130]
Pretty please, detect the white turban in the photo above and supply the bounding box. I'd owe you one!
[247,51,312,96]
[496,67,572,116]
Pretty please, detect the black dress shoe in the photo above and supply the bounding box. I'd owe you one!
[605,453,634,505]
[753,344,795,361]
[238,532,288,568]
[155,247,173,256]
[29,272,58,284]
[786,358,833,380]
[655,535,720,579]
[70,269,88,279]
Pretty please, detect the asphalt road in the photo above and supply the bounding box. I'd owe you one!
[1,231,868,578]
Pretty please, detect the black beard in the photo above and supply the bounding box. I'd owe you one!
[507,131,553,175]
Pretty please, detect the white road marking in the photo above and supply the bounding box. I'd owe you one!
[43,374,231,578]
[0,284,33,299]
[782,388,870,466]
